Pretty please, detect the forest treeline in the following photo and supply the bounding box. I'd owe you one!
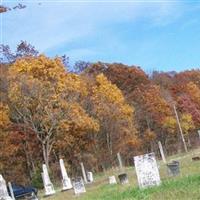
[0,42,200,185]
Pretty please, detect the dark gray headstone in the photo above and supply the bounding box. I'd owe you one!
[167,160,180,176]
[118,173,129,185]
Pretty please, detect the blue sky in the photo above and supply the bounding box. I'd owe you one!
[2,0,200,72]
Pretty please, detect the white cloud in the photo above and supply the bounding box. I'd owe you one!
[2,1,185,55]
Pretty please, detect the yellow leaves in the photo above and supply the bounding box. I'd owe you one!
[163,113,194,135]
[58,73,88,96]
[185,82,200,106]
[92,73,133,120]
[94,74,124,104]
[163,116,177,131]
[0,103,10,128]
[66,103,99,133]
[180,113,194,134]
[9,55,66,82]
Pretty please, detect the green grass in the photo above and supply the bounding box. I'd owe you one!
[40,148,200,200]
[80,175,200,200]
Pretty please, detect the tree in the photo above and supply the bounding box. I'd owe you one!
[8,55,99,168]
[87,73,139,167]
[0,41,38,63]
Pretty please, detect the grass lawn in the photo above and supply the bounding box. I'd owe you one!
[39,148,200,200]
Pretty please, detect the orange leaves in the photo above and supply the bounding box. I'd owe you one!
[185,82,200,106]
[63,103,99,133]
[135,84,172,125]
[8,55,100,167]
[144,129,156,141]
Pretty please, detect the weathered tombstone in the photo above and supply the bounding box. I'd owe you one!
[0,175,13,200]
[7,182,15,200]
[86,172,93,183]
[167,160,180,176]
[80,162,88,184]
[134,152,161,189]
[109,176,117,184]
[158,141,166,163]
[118,173,129,185]
[42,164,55,196]
[198,130,200,139]
[72,177,86,195]
[117,152,123,170]
[59,159,72,190]
[192,156,200,161]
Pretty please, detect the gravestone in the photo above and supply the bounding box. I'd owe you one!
[118,173,129,185]
[7,182,15,200]
[0,175,13,200]
[134,153,161,189]
[42,164,55,196]
[72,177,86,195]
[192,156,200,161]
[117,152,123,170]
[59,159,72,190]
[167,160,180,176]
[109,176,117,184]
[86,172,93,183]
[158,141,166,163]
[198,130,200,139]
[80,162,88,184]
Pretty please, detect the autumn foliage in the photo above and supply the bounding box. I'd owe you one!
[0,45,200,184]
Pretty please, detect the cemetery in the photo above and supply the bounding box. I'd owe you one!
[1,2,200,200]
[42,149,200,200]
[2,148,200,200]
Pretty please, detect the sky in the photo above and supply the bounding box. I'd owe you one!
[1,0,200,72]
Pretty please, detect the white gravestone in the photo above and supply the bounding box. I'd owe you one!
[158,141,166,163]
[198,130,200,139]
[109,176,117,184]
[117,152,123,170]
[72,177,86,195]
[42,164,55,196]
[80,162,88,184]
[59,159,72,190]
[0,175,13,200]
[7,183,15,200]
[87,172,93,183]
[134,153,161,189]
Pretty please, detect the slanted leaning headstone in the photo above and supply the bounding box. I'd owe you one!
[0,175,13,200]
[109,176,117,184]
[59,159,72,190]
[7,182,15,200]
[42,164,55,196]
[134,153,161,189]
[117,152,123,170]
[80,162,88,184]
[118,173,129,185]
[86,172,93,183]
[158,141,166,163]
[72,177,86,195]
